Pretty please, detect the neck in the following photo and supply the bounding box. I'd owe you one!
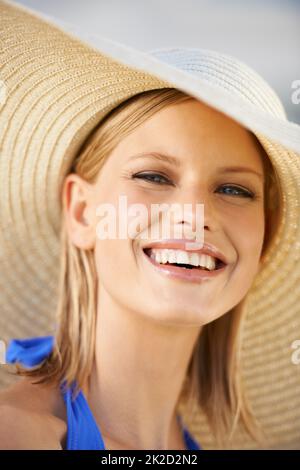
[86,289,201,450]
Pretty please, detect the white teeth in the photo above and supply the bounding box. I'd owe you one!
[155,251,162,263]
[176,251,190,265]
[168,250,177,263]
[161,250,169,264]
[148,248,216,270]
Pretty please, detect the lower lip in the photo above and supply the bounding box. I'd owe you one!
[142,249,227,283]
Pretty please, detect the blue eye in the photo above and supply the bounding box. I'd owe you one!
[132,173,254,198]
[132,172,171,185]
[218,185,254,198]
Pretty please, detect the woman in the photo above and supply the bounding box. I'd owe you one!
[0,1,299,450]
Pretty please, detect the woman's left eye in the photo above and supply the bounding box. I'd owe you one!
[217,185,254,198]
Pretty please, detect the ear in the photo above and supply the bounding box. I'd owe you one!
[62,173,96,250]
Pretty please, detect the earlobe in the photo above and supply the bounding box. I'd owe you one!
[71,203,96,250]
[63,175,96,250]
[67,204,96,250]
[81,213,88,225]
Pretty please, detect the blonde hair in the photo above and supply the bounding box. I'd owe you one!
[14,88,282,447]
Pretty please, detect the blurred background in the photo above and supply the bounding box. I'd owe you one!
[16,0,300,124]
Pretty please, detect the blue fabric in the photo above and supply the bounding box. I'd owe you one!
[6,336,54,367]
[60,382,106,449]
[6,336,202,450]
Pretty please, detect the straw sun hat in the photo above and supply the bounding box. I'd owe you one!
[1,0,300,450]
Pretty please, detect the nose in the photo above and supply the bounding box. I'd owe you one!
[169,185,220,240]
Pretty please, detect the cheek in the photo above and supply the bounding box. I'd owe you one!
[93,239,135,308]
[228,208,265,297]
[92,182,152,302]
[238,208,265,261]
[94,181,154,239]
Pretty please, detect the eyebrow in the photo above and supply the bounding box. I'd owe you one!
[128,152,181,167]
[218,166,264,180]
[128,152,263,179]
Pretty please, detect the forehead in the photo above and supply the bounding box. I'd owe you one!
[108,98,266,173]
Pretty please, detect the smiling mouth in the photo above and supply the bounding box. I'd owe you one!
[142,248,226,271]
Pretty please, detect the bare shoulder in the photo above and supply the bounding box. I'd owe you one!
[0,402,63,449]
[0,376,67,450]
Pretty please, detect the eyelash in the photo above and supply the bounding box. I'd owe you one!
[131,172,255,198]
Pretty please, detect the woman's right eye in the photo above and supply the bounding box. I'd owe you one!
[131,172,171,185]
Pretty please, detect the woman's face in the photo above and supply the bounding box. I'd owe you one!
[68,98,266,326]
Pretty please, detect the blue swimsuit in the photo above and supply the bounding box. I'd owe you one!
[6,336,201,450]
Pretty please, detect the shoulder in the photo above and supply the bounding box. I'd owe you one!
[0,403,63,449]
[0,377,67,449]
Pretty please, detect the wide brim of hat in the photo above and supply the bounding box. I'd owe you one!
[0,0,300,450]
[3,1,300,154]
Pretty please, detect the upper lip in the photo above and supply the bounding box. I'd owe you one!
[142,239,228,265]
